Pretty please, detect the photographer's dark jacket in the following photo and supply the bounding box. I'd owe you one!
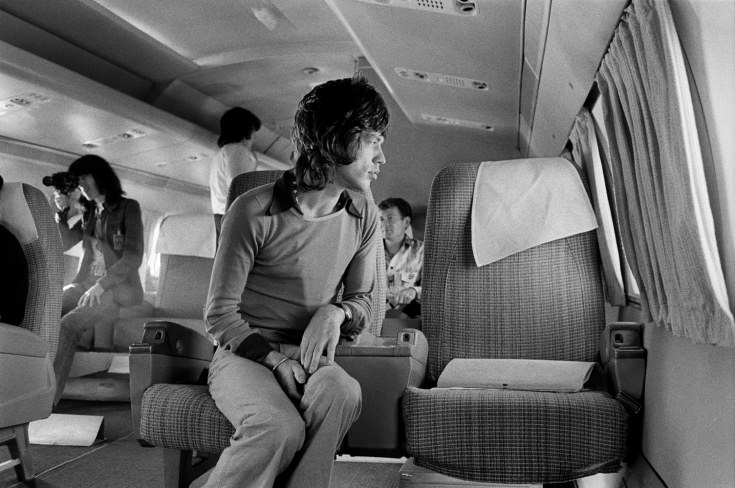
[57,196,144,306]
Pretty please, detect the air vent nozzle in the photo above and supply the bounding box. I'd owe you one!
[395,67,489,91]
[356,0,478,16]
[82,127,149,149]
[422,113,494,131]
[0,92,51,117]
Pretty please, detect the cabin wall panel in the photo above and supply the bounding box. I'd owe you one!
[641,323,735,488]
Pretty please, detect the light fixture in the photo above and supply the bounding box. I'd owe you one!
[252,7,278,31]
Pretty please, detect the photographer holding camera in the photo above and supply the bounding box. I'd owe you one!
[48,155,144,407]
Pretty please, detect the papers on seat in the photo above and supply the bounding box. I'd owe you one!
[437,358,603,392]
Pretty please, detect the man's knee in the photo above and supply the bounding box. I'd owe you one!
[60,312,90,337]
[59,309,96,350]
[313,367,362,409]
[238,409,305,458]
[61,284,84,315]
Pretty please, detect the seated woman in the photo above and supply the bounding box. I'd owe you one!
[52,155,144,406]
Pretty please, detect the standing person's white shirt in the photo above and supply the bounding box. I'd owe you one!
[209,141,259,215]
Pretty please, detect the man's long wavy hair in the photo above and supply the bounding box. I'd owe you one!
[291,75,389,192]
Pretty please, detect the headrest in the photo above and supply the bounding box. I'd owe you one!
[0,182,39,244]
[471,157,598,266]
[157,213,215,258]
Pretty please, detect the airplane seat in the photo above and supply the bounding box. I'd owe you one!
[59,213,214,403]
[400,159,642,487]
[111,214,216,352]
[0,180,63,484]
[130,170,427,487]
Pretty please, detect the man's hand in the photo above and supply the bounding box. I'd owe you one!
[78,283,104,307]
[54,191,70,212]
[391,287,417,306]
[299,304,343,374]
[269,353,307,403]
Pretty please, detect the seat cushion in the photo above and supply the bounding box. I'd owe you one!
[402,387,628,484]
[140,384,233,453]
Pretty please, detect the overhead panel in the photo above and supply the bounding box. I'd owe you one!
[326,0,523,147]
[0,40,214,190]
[518,0,551,156]
[529,0,627,157]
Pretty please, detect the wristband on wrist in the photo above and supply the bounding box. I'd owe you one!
[336,302,352,325]
[272,357,289,372]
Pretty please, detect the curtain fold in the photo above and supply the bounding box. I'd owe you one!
[595,0,734,346]
[570,108,626,306]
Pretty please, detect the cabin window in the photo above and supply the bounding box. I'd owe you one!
[140,211,163,294]
[588,0,733,346]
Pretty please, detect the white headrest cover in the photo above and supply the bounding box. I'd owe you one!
[157,213,215,258]
[471,158,598,266]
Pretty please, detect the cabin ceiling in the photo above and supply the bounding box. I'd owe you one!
[0,0,626,194]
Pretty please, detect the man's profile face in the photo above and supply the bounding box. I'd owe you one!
[380,206,410,241]
[333,131,386,192]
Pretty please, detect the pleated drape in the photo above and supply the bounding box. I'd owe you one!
[570,108,626,307]
[594,0,733,346]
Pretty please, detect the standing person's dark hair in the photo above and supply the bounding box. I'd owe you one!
[202,75,389,488]
[217,107,262,148]
[210,107,262,244]
[52,154,144,407]
[69,154,125,205]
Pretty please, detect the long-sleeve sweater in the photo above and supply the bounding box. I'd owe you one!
[205,171,378,360]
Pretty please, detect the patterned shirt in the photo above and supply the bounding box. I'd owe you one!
[384,236,424,302]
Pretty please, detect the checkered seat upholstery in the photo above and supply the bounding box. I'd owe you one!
[402,162,629,484]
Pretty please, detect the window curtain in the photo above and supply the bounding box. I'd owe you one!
[595,0,734,346]
[570,108,626,306]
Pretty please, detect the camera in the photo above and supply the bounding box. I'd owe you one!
[42,172,79,195]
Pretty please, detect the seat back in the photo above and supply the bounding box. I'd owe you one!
[110,214,214,350]
[5,183,64,360]
[0,181,62,483]
[153,213,215,319]
[226,171,386,335]
[155,255,213,319]
[423,162,604,382]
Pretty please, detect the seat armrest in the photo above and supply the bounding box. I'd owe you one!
[600,322,646,411]
[129,320,215,441]
[337,328,428,361]
[380,317,421,337]
[0,322,49,357]
[334,328,428,456]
